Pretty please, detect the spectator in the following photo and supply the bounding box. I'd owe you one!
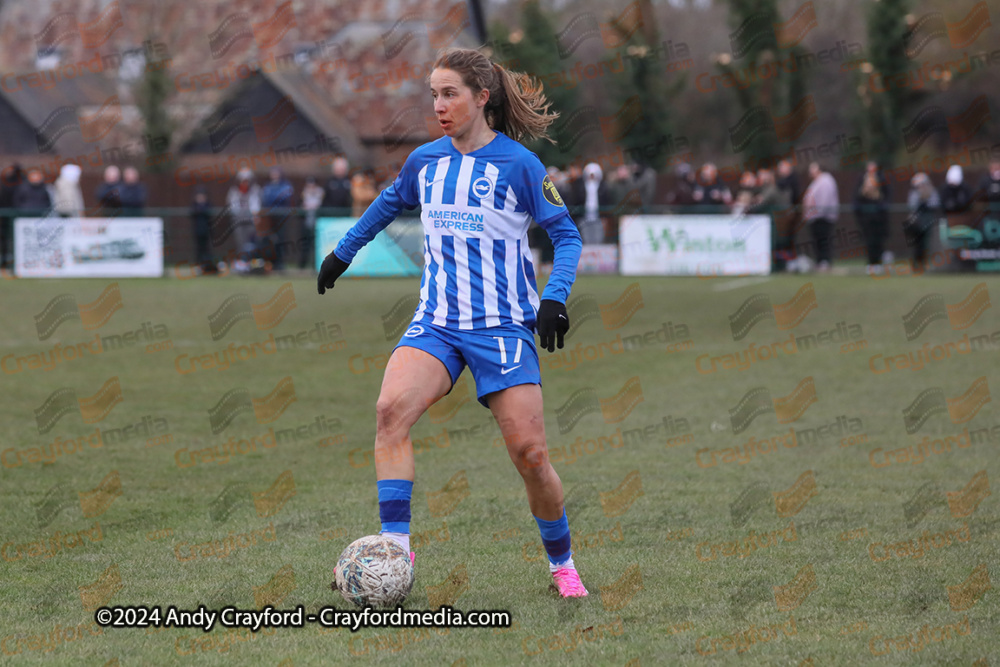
[190,186,214,272]
[563,164,584,215]
[749,168,787,212]
[120,167,148,216]
[300,176,324,269]
[776,160,802,205]
[323,156,353,214]
[260,167,294,270]
[575,163,608,244]
[603,165,637,243]
[802,162,839,273]
[95,165,123,215]
[52,163,84,217]
[351,171,377,218]
[609,165,634,204]
[226,168,261,273]
[775,159,803,271]
[751,169,792,271]
[732,170,758,215]
[669,163,698,208]
[14,167,53,216]
[905,173,940,273]
[752,169,786,208]
[692,162,732,211]
[629,161,657,211]
[853,161,891,275]
[976,159,1000,213]
[940,164,973,227]
[0,164,24,268]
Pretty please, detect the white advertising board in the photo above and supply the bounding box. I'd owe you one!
[619,215,771,276]
[15,217,164,278]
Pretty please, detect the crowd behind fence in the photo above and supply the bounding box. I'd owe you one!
[3,156,1000,275]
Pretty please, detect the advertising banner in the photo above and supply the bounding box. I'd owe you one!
[619,214,771,276]
[577,244,619,274]
[15,217,164,278]
[316,218,423,277]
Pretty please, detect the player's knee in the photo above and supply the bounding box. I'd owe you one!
[376,390,424,435]
[511,441,549,477]
[375,399,403,435]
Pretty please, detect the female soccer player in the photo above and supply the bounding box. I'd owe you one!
[317,48,587,597]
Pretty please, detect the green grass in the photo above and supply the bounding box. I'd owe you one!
[1,272,998,666]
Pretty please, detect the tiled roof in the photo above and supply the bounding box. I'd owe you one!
[0,0,478,153]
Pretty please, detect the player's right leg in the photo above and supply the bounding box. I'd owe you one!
[374,345,453,479]
[373,341,457,556]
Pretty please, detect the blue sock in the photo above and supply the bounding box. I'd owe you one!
[377,479,413,535]
[534,510,572,565]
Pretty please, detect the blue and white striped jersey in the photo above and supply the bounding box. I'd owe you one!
[335,131,580,332]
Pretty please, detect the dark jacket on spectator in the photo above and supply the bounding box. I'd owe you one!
[562,176,582,210]
[0,166,23,212]
[940,182,972,213]
[693,179,731,207]
[671,175,697,207]
[567,177,609,216]
[261,178,294,209]
[777,171,801,205]
[907,181,940,235]
[852,170,891,217]
[191,195,212,236]
[96,182,123,212]
[323,176,352,211]
[120,182,147,215]
[977,172,1000,209]
[14,181,52,214]
[190,191,213,265]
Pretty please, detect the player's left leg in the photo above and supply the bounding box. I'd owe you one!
[489,383,561,517]
[488,383,588,598]
[460,329,587,597]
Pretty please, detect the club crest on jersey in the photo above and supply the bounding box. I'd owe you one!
[472,176,495,200]
[542,175,564,207]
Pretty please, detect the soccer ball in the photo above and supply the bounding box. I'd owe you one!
[333,535,414,608]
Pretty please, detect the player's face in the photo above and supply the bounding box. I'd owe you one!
[430,68,484,138]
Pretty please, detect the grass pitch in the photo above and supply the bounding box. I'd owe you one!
[1,271,998,665]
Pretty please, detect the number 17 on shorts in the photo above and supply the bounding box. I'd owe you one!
[494,337,523,375]
[472,334,539,400]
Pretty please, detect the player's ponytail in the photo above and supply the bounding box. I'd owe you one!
[431,47,558,143]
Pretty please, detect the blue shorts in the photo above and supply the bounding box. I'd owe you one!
[395,322,541,407]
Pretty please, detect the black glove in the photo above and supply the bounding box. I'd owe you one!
[317,252,350,295]
[536,299,569,353]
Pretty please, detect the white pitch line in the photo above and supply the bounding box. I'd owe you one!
[711,277,772,292]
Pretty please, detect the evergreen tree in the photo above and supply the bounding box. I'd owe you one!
[716,0,810,166]
[488,2,577,167]
[133,45,174,173]
[606,0,682,172]
[862,0,920,166]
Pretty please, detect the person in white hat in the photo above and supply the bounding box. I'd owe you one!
[53,163,84,217]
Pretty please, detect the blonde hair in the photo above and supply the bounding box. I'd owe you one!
[431,47,558,143]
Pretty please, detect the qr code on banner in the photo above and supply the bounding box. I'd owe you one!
[17,217,66,270]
